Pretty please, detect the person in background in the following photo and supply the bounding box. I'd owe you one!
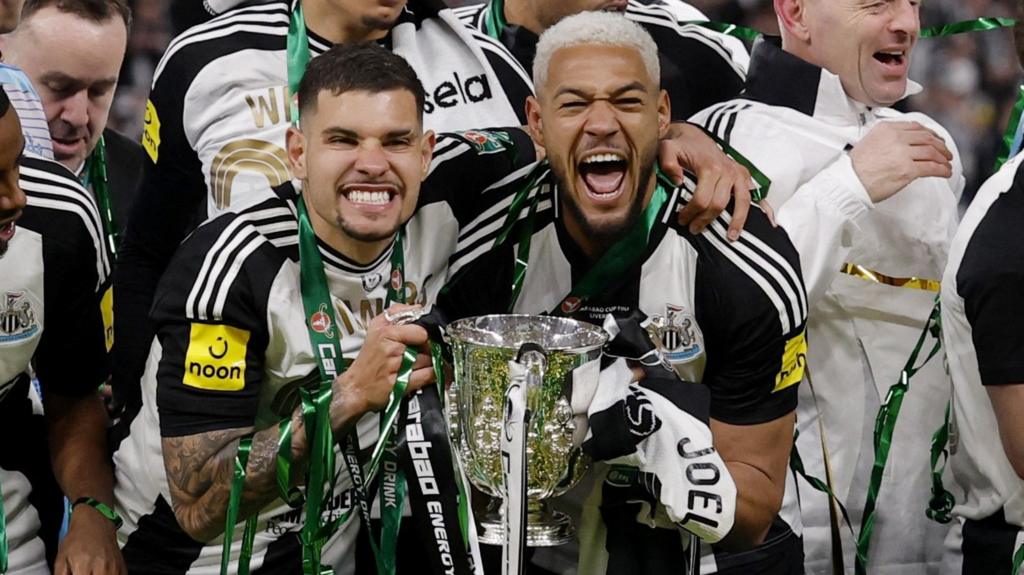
[1,0,145,247]
[691,0,963,572]
[0,86,125,574]
[940,2,1024,572]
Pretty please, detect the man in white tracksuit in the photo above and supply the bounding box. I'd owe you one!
[691,0,963,573]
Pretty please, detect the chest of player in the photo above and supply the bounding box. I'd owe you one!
[0,229,45,399]
[511,223,706,382]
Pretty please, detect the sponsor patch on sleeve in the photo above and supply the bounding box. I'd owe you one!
[100,286,114,352]
[142,99,161,163]
[773,330,807,393]
[183,323,249,391]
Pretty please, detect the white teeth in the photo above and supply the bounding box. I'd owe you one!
[582,153,625,164]
[347,191,391,205]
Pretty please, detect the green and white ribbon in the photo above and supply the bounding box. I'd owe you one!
[855,300,943,575]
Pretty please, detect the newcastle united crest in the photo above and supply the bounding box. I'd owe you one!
[0,291,39,345]
[647,304,703,364]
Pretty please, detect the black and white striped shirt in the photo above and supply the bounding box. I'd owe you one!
[113,129,536,574]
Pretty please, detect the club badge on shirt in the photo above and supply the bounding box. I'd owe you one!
[0,291,39,346]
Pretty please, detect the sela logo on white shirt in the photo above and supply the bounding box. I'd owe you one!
[423,71,493,114]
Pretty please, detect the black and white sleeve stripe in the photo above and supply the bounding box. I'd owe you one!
[20,155,112,288]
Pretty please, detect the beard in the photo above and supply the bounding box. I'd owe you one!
[552,147,657,253]
[336,214,402,243]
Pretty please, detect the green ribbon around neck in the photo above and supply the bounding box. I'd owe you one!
[498,163,672,314]
[287,0,310,126]
[85,136,118,258]
[483,0,508,39]
[855,299,943,575]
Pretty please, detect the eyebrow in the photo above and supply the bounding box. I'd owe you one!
[321,127,417,140]
[554,81,649,100]
[38,71,118,92]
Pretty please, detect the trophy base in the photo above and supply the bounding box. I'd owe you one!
[478,499,575,547]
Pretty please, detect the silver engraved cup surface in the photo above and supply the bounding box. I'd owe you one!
[445,315,606,545]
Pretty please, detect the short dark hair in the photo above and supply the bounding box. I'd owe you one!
[297,43,425,122]
[21,0,131,32]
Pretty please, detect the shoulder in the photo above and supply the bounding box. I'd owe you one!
[152,0,288,89]
[951,155,1024,297]
[18,154,111,284]
[671,176,806,336]
[158,192,296,323]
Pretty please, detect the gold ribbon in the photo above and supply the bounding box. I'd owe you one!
[841,264,940,293]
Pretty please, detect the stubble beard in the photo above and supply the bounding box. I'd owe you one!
[552,150,657,253]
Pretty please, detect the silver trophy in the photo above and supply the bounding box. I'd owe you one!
[444,315,607,548]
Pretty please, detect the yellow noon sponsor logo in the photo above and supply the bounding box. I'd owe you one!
[142,99,161,163]
[183,323,249,391]
[773,330,807,393]
[100,286,114,352]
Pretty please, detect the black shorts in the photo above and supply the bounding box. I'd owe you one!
[961,508,1022,575]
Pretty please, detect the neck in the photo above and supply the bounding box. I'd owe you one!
[562,174,658,261]
[302,194,394,266]
[502,0,544,35]
[303,0,390,44]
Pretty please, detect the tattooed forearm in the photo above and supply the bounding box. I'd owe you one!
[162,408,307,542]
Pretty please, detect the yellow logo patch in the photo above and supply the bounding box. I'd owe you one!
[142,99,161,163]
[773,330,807,393]
[183,323,249,391]
[100,286,114,352]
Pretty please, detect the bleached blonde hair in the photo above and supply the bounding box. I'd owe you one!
[533,11,661,92]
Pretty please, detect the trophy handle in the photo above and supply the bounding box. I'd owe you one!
[501,343,546,575]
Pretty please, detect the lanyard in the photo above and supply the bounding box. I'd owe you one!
[483,0,508,39]
[83,136,118,258]
[287,0,310,125]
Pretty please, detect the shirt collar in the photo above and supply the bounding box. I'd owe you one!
[743,36,922,124]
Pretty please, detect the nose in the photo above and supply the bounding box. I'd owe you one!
[59,90,90,130]
[354,140,389,178]
[583,100,620,140]
[889,0,920,37]
[0,173,26,216]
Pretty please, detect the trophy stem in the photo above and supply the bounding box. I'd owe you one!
[478,497,575,547]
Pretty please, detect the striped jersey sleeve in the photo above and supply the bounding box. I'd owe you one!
[18,155,112,396]
[676,183,808,425]
[152,201,289,437]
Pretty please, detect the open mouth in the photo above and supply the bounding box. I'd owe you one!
[873,50,907,68]
[340,183,399,211]
[0,218,18,242]
[577,152,628,203]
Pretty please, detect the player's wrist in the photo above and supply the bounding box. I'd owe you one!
[329,372,370,435]
[71,496,123,530]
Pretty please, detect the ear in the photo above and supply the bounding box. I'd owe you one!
[775,0,811,42]
[420,129,436,178]
[526,95,544,148]
[286,125,307,180]
[657,89,671,139]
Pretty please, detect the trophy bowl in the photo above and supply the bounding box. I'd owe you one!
[444,314,607,546]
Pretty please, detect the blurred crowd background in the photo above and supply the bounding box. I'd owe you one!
[109,0,1022,205]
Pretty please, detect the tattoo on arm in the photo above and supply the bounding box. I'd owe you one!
[162,410,306,542]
